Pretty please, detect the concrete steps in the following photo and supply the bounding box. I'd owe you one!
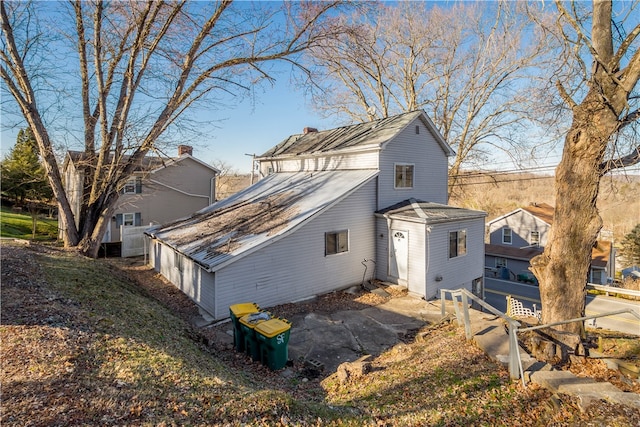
[465,309,640,410]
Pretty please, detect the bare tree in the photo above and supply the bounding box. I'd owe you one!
[530,0,640,335]
[1,0,346,257]
[304,2,557,194]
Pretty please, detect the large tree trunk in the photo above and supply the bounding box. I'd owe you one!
[530,92,618,335]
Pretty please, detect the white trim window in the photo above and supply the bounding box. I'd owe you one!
[529,231,540,247]
[502,227,512,245]
[394,163,414,189]
[449,229,467,259]
[325,230,349,255]
[496,257,507,268]
[123,213,135,226]
[123,179,137,194]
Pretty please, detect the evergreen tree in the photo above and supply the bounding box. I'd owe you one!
[0,128,53,205]
[620,224,640,266]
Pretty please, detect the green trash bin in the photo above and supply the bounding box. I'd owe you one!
[255,318,292,371]
[239,311,272,361]
[229,303,260,352]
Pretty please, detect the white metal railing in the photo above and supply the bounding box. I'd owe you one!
[587,283,640,298]
[439,288,640,386]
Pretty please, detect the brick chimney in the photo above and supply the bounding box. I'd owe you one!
[178,145,193,156]
[303,127,318,134]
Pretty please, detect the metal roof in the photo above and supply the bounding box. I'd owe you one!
[376,199,486,223]
[148,169,378,272]
[258,110,454,159]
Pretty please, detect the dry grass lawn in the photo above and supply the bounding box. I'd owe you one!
[2,242,639,426]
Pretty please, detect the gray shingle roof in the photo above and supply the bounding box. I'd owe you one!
[376,199,486,223]
[258,110,453,159]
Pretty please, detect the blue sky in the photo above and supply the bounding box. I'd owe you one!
[0,53,337,175]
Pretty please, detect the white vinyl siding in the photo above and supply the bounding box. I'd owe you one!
[259,150,379,175]
[152,244,216,316]
[377,120,448,209]
[212,180,376,316]
[425,219,485,299]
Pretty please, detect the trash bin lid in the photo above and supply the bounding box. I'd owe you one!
[229,302,260,318]
[255,318,291,338]
[239,311,271,328]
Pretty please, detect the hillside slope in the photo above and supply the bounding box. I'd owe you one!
[2,242,638,425]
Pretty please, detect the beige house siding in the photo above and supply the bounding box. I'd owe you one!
[62,151,217,244]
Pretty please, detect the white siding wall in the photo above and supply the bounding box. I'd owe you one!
[259,151,378,176]
[378,119,449,209]
[214,179,377,316]
[425,218,485,299]
[149,239,217,316]
[375,217,390,284]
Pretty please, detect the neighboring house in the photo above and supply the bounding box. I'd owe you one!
[621,266,640,280]
[146,110,487,319]
[485,202,615,284]
[62,145,218,253]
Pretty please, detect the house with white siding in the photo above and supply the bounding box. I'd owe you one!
[146,110,487,319]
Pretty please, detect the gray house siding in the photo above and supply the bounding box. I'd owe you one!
[488,211,548,248]
[377,120,449,210]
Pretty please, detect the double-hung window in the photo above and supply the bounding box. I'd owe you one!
[325,230,348,255]
[123,180,137,194]
[123,213,135,226]
[394,164,414,189]
[449,230,467,258]
[530,231,540,247]
[502,227,512,244]
[122,177,142,194]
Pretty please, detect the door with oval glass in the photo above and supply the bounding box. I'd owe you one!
[389,230,408,284]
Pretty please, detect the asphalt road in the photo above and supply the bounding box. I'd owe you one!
[484,277,640,336]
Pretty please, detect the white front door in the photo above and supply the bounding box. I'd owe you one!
[389,230,408,283]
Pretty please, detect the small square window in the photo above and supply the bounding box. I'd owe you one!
[326,230,348,255]
[395,164,414,188]
[123,180,136,194]
[496,257,507,268]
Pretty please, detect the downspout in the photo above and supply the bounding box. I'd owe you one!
[210,176,216,204]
